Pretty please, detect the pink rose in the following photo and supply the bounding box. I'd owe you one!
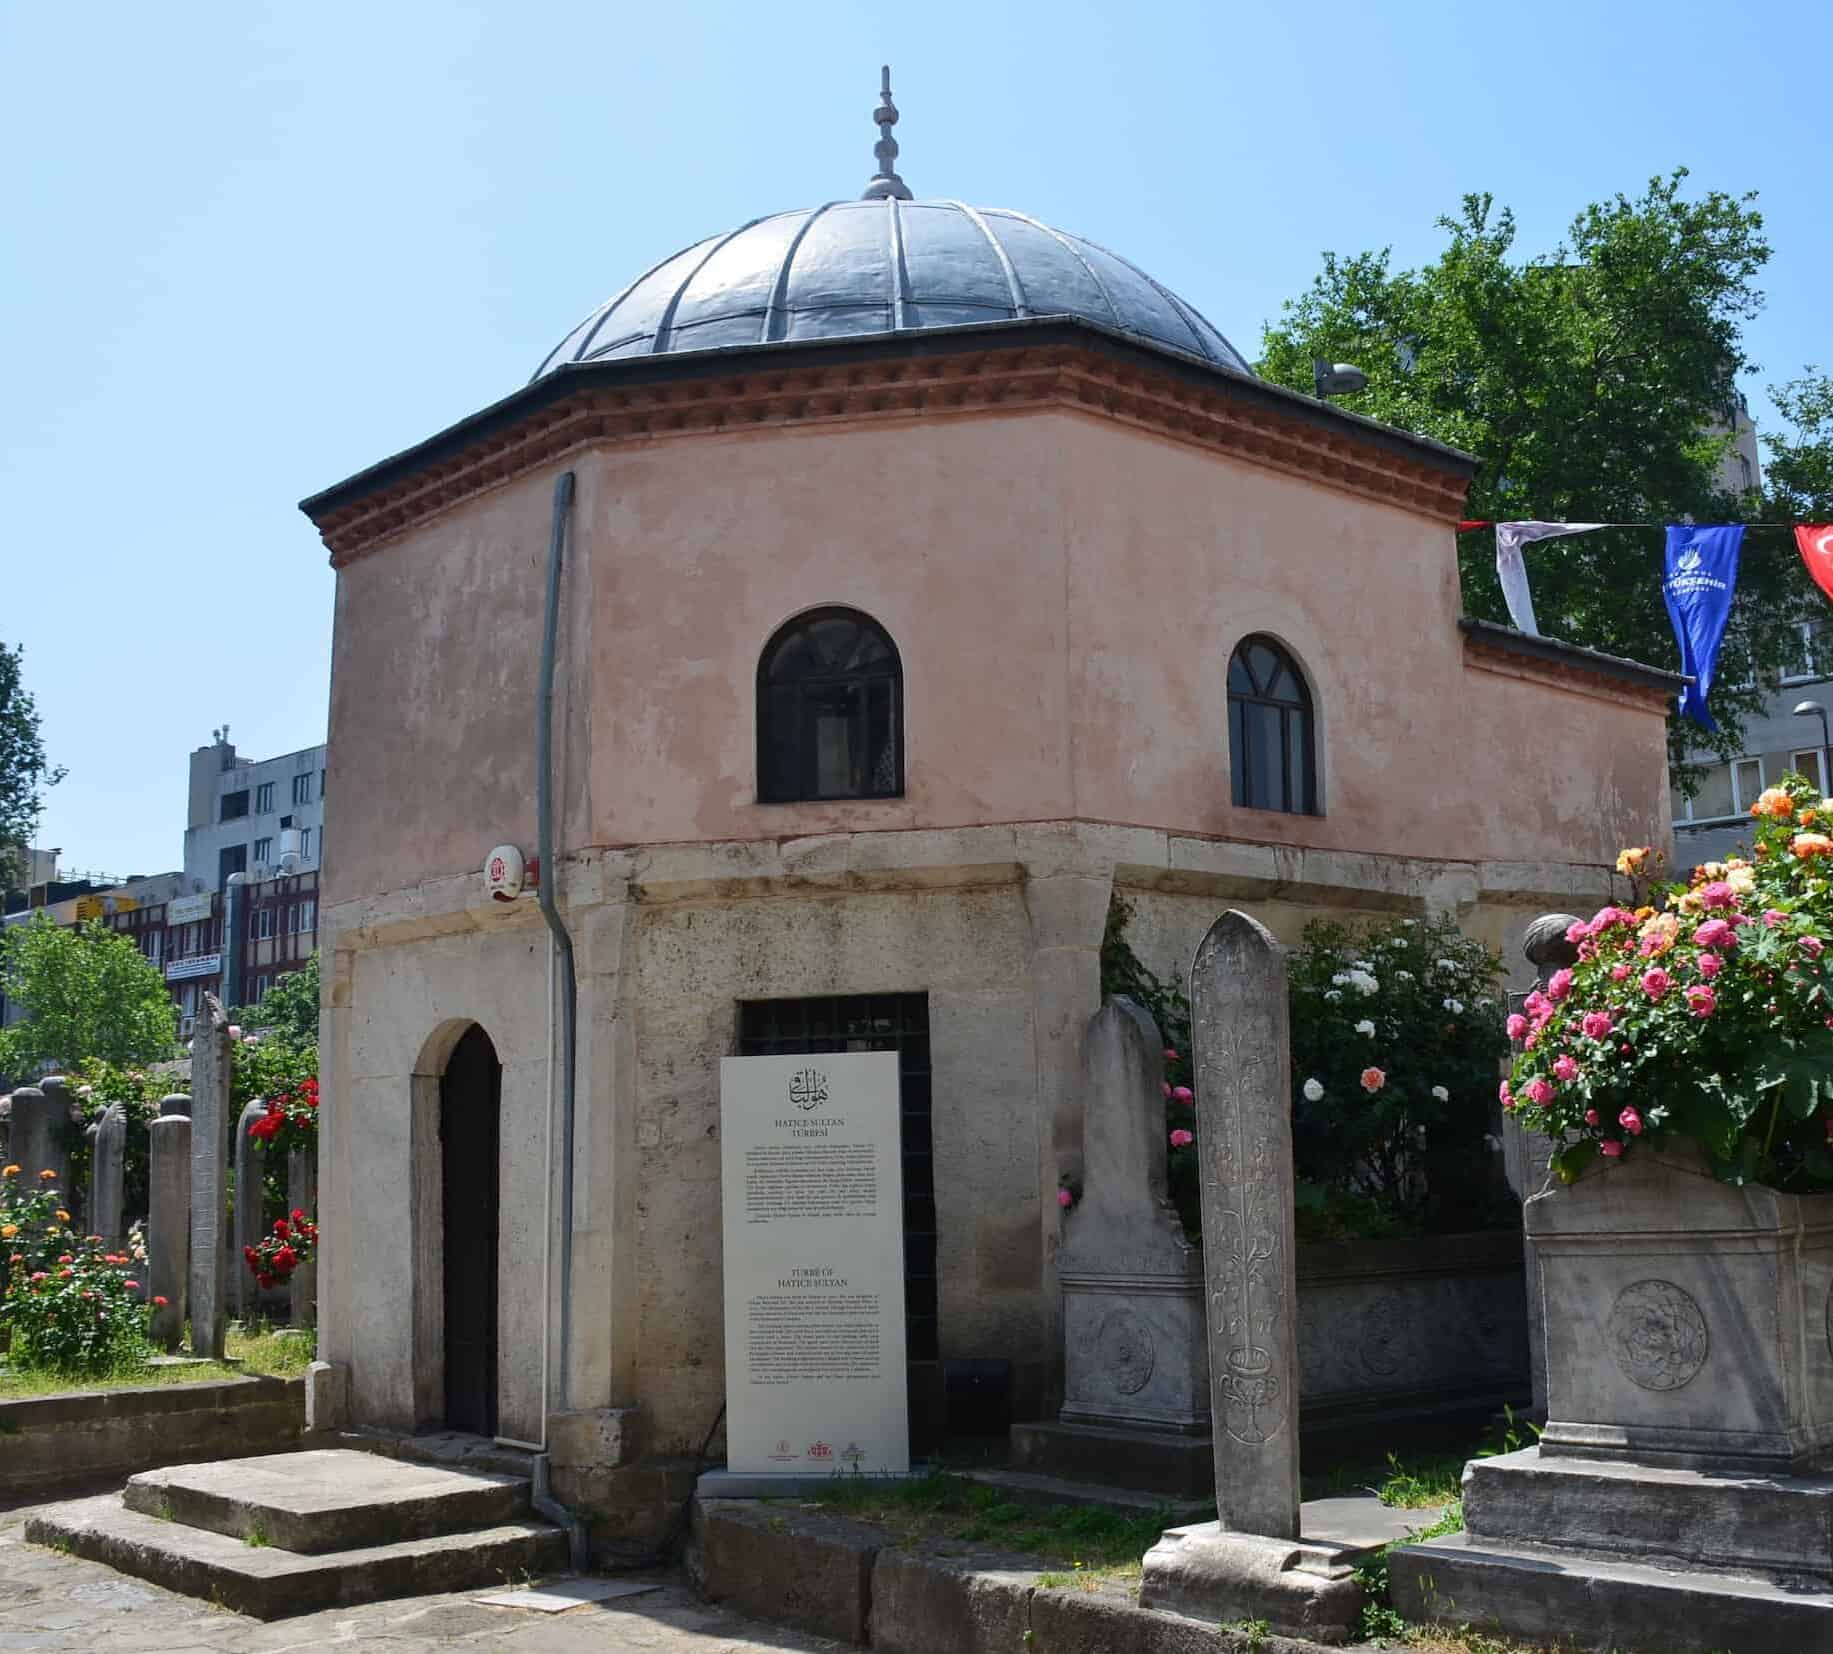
[1056,1188,1073,1210]
[1610,962,1632,980]
[1764,909,1788,928]
[1161,1082,1172,1099]
[1547,968,1574,1002]
[1360,1067,1387,1094]
[1618,1107,1644,1136]
[1172,1085,1194,1103]
[1584,1108,1600,1126]
[1498,1080,1514,1109]
[1685,984,1716,1017]
[1565,920,1592,944]
[1164,1048,1179,1063]
[1506,1013,1529,1040]
[1578,939,1598,961]
[1600,1139,1624,1158]
[1580,1010,1614,1040]
[1591,906,1633,930]
[1169,1129,1194,1148]
[1802,936,1825,960]
[1524,990,1552,1020]
[1524,1077,1555,1106]
[1697,881,1735,910]
[1640,967,1672,1000]
[1694,918,1736,951]
[1553,1054,1580,1082]
[1696,952,1723,979]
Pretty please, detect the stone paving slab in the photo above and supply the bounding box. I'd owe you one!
[0,1502,844,1651]
[122,1448,529,1553]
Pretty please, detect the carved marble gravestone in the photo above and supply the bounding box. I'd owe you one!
[1058,997,1206,1433]
[188,995,232,1359]
[88,1103,128,1252]
[148,1098,192,1351]
[1138,912,1363,1643]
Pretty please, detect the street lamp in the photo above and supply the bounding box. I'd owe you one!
[1792,700,1830,796]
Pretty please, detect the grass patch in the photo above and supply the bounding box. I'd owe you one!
[0,1358,246,1401]
[227,1322,315,1378]
[801,1470,1166,1581]
[0,1320,311,1400]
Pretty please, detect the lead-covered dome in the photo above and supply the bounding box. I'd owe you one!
[531,198,1251,381]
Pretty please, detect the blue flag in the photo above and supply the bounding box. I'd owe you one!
[1662,525,1744,729]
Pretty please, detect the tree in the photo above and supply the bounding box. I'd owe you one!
[237,952,319,1053]
[0,917,177,1077]
[0,643,64,896]
[1765,371,1833,519]
[1257,170,1814,772]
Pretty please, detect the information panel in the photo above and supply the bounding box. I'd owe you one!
[720,1051,909,1475]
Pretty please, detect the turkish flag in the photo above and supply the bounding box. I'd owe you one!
[1798,526,1833,604]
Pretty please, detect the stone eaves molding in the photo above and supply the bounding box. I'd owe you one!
[1460,618,1684,713]
[305,342,1474,566]
[318,824,1619,955]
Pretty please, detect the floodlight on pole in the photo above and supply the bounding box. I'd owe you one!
[1792,699,1830,795]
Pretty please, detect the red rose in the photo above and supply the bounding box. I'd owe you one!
[273,1220,290,1240]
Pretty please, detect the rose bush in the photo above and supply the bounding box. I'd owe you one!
[2,1166,153,1375]
[243,1208,317,1290]
[1287,914,1510,1235]
[1507,770,1833,1190]
[244,1076,318,1161]
[1101,898,1511,1237]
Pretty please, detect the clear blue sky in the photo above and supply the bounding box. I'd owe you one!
[4,0,1829,878]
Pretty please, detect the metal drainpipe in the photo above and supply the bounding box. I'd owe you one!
[530,469,588,1571]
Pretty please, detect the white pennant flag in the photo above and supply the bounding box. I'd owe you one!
[1493,523,1608,636]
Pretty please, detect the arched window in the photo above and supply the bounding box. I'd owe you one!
[758,608,903,803]
[1228,635,1316,815]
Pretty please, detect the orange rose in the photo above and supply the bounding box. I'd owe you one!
[1753,787,1796,819]
[1791,832,1833,858]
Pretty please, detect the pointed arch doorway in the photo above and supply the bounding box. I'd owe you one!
[440,1023,501,1437]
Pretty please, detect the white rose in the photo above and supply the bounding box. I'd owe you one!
[1442,997,1464,1014]
[1395,969,1415,981]
[1355,1019,1376,1037]
[1355,972,1380,996]
[1303,1078,1325,1102]
[1430,1085,1450,1101]
[1324,989,1342,1002]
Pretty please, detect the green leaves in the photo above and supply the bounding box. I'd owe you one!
[1257,169,1818,771]
[1752,1029,1833,1122]
[0,917,177,1076]
[0,642,65,898]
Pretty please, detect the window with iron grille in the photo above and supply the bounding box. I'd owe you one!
[1228,635,1317,815]
[757,608,903,802]
[737,995,937,1376]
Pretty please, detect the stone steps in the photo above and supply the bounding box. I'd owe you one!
[26,1447,568,1619]
[122,1447,532,1552]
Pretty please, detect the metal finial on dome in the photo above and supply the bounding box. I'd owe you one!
[861,65,912,201]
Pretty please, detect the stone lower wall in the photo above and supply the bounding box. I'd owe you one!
[0,1375,305,1504]
[1297,1231,1529,1424]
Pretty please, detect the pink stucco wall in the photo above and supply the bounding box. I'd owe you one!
[324,410,1667,905]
